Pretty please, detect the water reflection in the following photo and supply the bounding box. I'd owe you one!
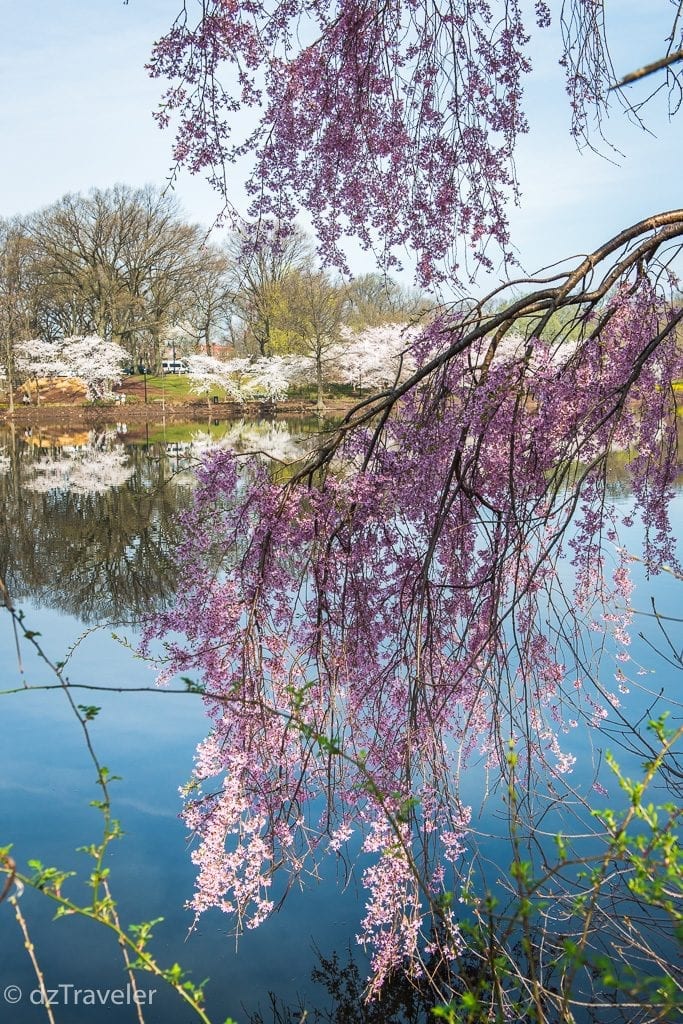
[0,417,324,623]
[1,413,678,626]
[1,416,682,1023]
[249,945,448,1024]
[24,435,135,494]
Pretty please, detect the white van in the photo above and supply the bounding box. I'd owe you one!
[161,359,189,374]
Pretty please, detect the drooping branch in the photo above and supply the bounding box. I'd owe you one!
[292,209,683,483]
[142,205,683,1008]
[150,3,683,284]
[145,0,538,282]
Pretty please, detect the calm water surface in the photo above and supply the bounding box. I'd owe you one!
[1,420,681,1023]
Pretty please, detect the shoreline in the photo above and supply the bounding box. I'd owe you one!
[1,398,357,427]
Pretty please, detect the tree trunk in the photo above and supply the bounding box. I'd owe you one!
[315,349,325,414]
[6,354,14,419]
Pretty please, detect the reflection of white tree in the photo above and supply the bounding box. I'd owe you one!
[146,423,313,494]
[220,420,308,463]
[25,442,134,495]
[0,451,10,476]
[187,431,218,456]
[187,421,310,465]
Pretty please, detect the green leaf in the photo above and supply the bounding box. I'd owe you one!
[78,704,101,721]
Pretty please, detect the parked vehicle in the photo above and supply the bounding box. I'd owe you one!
[161,359,189,374]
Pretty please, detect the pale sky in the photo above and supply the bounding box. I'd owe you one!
[0,0,680,290]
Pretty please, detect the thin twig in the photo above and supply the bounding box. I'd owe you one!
[10,891,58,1024]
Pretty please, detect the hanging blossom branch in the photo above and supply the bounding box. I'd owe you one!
[148,0,544,283]
[148,2,682,283]
[142,211,683,1004]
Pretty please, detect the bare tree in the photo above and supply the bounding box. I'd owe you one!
[285,269,349,413]
[0,219,42,416]
[344,273,428,330]
[23,185,230,368]
[226,222,313,356]
[175,244,233,355]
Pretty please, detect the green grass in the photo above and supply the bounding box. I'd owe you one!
[123,374,237,402]
[128,376,361,403]
[131,374,201,401]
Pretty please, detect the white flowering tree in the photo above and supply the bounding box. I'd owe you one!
[239,355,307,401]
[253,326,420,398]
[187,353,310,405]
[15,335,129,402]
[186,354,247,407]
[336,323,419,391]
[61,336,130,401]
[15,338,69,402]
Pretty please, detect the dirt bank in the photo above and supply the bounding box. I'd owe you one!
[1,398,357,428]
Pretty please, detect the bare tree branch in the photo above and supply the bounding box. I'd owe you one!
[611,48,683,91]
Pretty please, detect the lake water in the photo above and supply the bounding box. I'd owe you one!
[1,420,681,1023]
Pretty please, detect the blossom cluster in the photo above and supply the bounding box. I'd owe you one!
[186,324,419,400]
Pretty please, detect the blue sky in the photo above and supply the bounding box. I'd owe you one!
[0,0,680,289]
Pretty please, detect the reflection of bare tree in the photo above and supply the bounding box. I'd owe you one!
[0,419,320,625]
[248,945,439,1023]
[0,432,195,623]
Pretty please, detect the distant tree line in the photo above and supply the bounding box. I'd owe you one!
[0,184,426,403]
